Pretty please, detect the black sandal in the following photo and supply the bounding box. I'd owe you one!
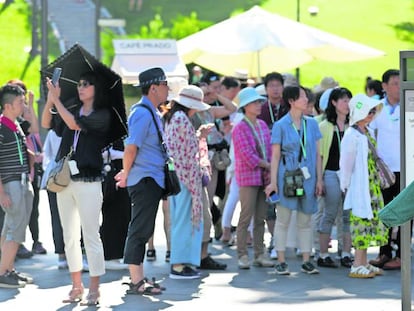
[122,279,162,296]
[144,277,166,291]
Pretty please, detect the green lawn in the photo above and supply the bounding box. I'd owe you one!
[1,0,413,101]
[103,0,414,94]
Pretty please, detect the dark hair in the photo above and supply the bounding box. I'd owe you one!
[221,76,241,89]
[201,71,221,85]
[282,85,306,105]
[264,72,284,87]
[313,91,324,115]
[163,100,190,124]
[0,84,25,110]
[7,79,27,93]
[366,79,384,98]
[79,71,108,110]
[382,69,399,83]
[325,87,352,125]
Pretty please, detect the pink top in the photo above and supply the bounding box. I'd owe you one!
[165,111,203,228]
[232,118,271,187]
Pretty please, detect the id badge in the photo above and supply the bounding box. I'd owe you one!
[68,160,80,175]
[21,173,26,186]
[301,166,311,180]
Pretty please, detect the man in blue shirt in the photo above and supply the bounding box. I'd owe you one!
[116,67,168,295]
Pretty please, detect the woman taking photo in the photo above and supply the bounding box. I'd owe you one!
[266,85,323,276]
[340,94,388,278]
[42,71,110,305]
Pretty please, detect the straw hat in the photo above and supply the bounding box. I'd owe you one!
[173,85,210,111]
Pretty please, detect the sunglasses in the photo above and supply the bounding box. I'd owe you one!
[368,107,377,115]
[77,80,94,88]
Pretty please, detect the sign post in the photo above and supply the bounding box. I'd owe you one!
[399,51,414,311]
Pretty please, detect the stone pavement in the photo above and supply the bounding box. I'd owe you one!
[0,191,410,310]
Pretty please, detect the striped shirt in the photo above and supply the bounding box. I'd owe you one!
[0,116,29,184]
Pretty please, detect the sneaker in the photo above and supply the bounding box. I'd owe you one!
[238,255,250,269]
[275,262,290,275]
[82,257,89,272]
[165,251,170,263]
[169,265,200,279]
[16,244,33,259]
[383,257,401,270]
[340,256,353,268]
[32,241,47,255]
[58,258,68,270]
[9,270,33,284]
[105,259,129,270]
[317,256,338,268]
[200,255,227,270]
[301,261,319,274]
[270,248,278,260]
[368,254,390,268]
[253,254,275,267]
[348,265,375,278]
[146,249,156,261]
[0,271,26,288]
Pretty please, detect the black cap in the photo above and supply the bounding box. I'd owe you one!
[134,67,167,87]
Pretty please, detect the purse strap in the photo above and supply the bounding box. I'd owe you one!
[138,104,169,158]
[352,125,379,161]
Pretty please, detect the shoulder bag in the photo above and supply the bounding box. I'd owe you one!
[139,105,181,197]
[366,131,395,189]
[46,149,73,193]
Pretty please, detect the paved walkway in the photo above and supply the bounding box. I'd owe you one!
[0,191,410,310]
[47,0,96,55]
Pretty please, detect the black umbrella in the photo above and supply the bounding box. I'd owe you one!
[40,43,128,148]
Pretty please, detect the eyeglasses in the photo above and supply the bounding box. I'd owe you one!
[368,108,377,115]
[77,80,94,88]
[155,81,168,86]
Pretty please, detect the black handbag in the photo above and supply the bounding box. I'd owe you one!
[139,105,181,197]
[283,168,305,197]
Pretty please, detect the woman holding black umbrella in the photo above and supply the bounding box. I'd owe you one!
[42,71,110,306]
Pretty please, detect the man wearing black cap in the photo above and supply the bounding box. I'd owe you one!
[116,67,168,295]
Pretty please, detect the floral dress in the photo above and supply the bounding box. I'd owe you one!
[350,132,389,250]
[165,110,203,228]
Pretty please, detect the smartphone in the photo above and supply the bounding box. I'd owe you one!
[51,67,62,86]
[266,191,280,204]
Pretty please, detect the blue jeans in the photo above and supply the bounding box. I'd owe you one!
[319,170,350,235]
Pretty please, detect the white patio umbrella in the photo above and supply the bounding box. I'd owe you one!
[177,6,385,78]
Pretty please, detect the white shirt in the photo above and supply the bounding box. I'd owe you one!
[369,98,400,172]
[340,127,373,219]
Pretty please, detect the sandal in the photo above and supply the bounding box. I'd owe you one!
[62,287,84,303]
[366,264,384,276]
[122,279,162,296]
[80,290,100,306]
[144,277,166,291]
[348,265,375,278]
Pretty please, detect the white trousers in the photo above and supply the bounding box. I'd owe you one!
[57,180,105,277]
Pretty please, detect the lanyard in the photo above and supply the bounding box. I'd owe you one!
[13,132,24,166]
[73,130,81,152]
[334,125,342,152]
[268,100,281,124]
[243,116,266,160]
[291,118,307,161]
[385,100,399,122]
